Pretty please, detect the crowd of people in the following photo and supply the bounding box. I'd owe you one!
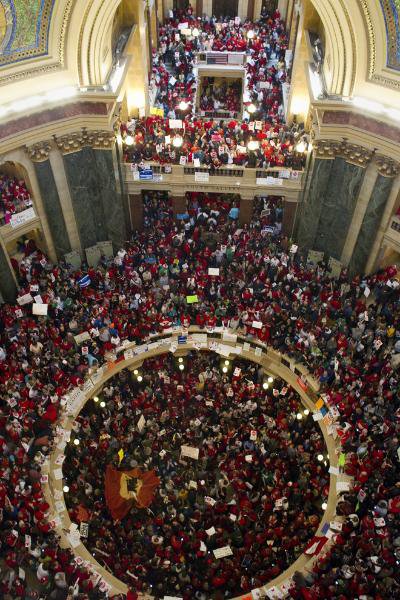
[0,173,33,226]
[0,185,399,599]
[63,354,328,598]
[199,78,242,116]
[120,7,308,170]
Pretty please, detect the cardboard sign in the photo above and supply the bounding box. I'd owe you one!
[17,293,33,305]
[181,445,199,460]
[195,171,209,183]
[186,295,198,304]
[252,320,263,329]
[213,546,233,559]
[206,526,216,536]
[137,415,146,432]
[169,119,183,128]
[208,268,220,276]
[32,303,48,316]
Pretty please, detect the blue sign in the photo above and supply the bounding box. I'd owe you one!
[139,169,153,180]
[178,335,187,344]
[176,213,189,220]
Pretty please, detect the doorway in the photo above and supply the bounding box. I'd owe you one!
[212,0,239,19]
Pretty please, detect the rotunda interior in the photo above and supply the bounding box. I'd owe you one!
[0,2,400,600]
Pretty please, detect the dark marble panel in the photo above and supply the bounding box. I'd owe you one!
[63,148,108,249]
[34,160,71,259]
[349,174,394,275]
[297,158,333,249]
[0,245,17,302]
[93,149,127,247]
[314,158,365,259]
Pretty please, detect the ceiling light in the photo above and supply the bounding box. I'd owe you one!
[263,382,268,389]
[63,485,69,493]
[100,401,106,408]
[248,103,256,114]
[317,454,324,461]
[222,366,228,373]
[179,364,184,371]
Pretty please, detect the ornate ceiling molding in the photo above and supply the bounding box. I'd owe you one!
[0,0,74,86]
[25,140,52,162]
[360,0,400,90]
[376,155,400,177]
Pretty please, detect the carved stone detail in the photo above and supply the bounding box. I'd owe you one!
[375,156,400,177]
[340,142,374,167]
[313,139,373,167]
[25,141,53,162]
[313,139,343,159]
[54,129,115,154]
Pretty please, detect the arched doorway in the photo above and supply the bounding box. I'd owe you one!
[212,0,239,19]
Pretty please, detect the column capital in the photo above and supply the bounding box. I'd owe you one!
[25,141,53,162]
[54,129,115,154]
[313,138,374,167]
[375,155,400,178]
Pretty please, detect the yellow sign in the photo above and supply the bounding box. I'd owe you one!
[150,107,164,117]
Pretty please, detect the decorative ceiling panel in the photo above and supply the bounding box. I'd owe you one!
[0,0,55,67]
[380,0,400,70]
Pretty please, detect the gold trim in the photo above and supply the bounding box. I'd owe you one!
[0,0,74,87]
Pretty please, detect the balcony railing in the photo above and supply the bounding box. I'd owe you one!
[196,51,246,67]
[383,215,400,251]
[123,162,304,192]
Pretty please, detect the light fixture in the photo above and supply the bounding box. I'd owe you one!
[322,502,327,510]
[125,135,134,146]
[304,408,310,415]
[263,382,269,390]
[247,140,259,151]
[133,369,139,375]
[178,101,188,111]
[73,438,80,446]
[93,396,99,403]
[100,401,106,408]
[173,136,183,148]
[179,364,184,371]
[248,103,256,114]
[224,360,230,366]
[296,413,302,420]
[317,454,324,461]
[137,375,143,382]
[63,485,69,493]
[295,141,306,153]
[222,366,228,373]
[247,30,255,39]
[268,376,273,383]
[178,358,184,363]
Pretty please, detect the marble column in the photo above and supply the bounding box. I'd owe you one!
[278,0,288,20]
[48,148,82,253]
[282,198,297,237]
[340,162,379,267]
[239,196,254,225]
[348,172,394,275]
[30,150,71,260]
[0,241,17,302]
[93,149,127,248]
[62,146,108,250]
[297,158,333,250]
[365,169,400,274]
[172,195,187,217]
[129,194,144,231]
[313,158,365,260]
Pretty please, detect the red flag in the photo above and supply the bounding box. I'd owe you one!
[105,464,160,521]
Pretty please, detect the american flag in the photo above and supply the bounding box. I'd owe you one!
[207,53,228,65]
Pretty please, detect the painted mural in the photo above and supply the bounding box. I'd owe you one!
[0,0,55,67]
[380,0,400,71]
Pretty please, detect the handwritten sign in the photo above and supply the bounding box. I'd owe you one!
[213,546,233,559]
[181,445,199,460]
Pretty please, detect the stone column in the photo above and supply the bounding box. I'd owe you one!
[47,147,82,253]
[0,239,18,301]
[26,142,72,260]
[365,160,400,274]
[297,149,336,250]
[282,197,297,238]
[312,144,372,260]
[340,161,378,267]
[238,0,248,21]
[172,195,187,217]
[239,196,253,225]
[254,0,262,20]
[57,130,126,251]
[278,0,288,20]
[129,193,144,231]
